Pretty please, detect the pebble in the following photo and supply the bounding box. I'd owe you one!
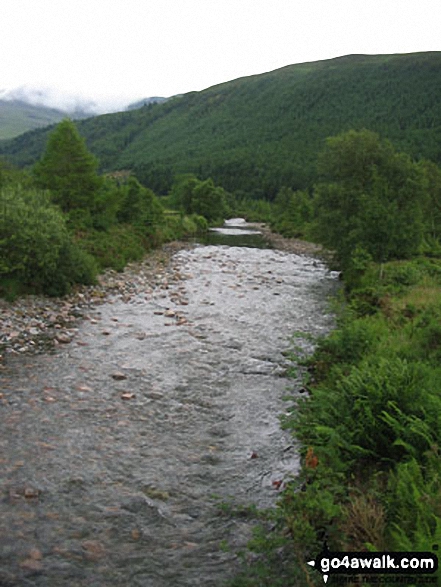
[55,333,73,344]
[111,372,127,381]
[20,558,44,573]
[24,487,40,499]
[0,234,323,360]
[121,392,136,400]
[0,242,192,359]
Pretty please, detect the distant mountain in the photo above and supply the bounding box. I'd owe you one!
[2,52,441,198]
[0,89,175,139]
[0,99,68,140]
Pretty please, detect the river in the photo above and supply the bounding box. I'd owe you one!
[0,221,337,586]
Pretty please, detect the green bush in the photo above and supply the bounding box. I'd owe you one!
[387,456,441,550]
[191,214,209,232]
[170,175,228,223]
[79,226,147,271]
[309,317,384,379]
[278,259,441,561]
[116,176,164,229]
[381,261,422,287]
[294,357,441,471]
[44,241,98,296]
[0,185,97,296]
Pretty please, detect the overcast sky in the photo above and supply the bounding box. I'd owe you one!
[1,0,440,112]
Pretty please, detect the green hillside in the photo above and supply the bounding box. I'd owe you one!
[0,100,68,140]
[2,52,441,197]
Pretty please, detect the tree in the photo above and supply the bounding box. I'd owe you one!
[191,179,228,222]
[170,175,228,222]
[116,176,164,229]
[313,130,425,268]
[272,187,313,237]
[0,185,97,296]
[33,119,102,215]
[418,159,441,241]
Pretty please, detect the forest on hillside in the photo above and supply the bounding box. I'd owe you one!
[1,52,441,200]
[2,53,441,585]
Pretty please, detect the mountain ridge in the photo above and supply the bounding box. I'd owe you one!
[0,99,68,140]
[2,51,441,197]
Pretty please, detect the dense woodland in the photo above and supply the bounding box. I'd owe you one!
[2,51,441,586]
[2,52,441,199]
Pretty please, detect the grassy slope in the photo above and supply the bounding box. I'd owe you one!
[2,52,441,196]
[0,100,67,140]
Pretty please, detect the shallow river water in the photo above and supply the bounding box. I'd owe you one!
[0,224,337,586]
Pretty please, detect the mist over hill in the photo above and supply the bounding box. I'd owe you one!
[0,86,101,140]
[0,87,177,139]
[0,99,68,140]
[2,52,441,198]
[125,97,170,111]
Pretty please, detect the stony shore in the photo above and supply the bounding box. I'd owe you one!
[250,223,324,255]
[0,231,326,362]
[0,242,191,362]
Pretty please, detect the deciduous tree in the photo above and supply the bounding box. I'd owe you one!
[313,130,425,268]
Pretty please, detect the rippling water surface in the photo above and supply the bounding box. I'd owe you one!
[0,229,337,586]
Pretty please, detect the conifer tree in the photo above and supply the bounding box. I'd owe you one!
[33,119,102,213]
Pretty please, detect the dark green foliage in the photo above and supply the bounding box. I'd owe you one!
[0,133,189,296]
[0,157,25,188]
[271,187,313,237]
[231,196,273,223]
[170,175,228,222]
[116,176,164,229]
[297,357,441,467]
[79,226,147,272]
[4,53,441,200]
[277,259,441,568]
[33,119,103,213]
[309,316,383,377]
[313,130,425,268]
[418,158,441,241]
[0,184,97,296]
[386,455,441,550]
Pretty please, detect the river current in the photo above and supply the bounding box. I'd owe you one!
[0,222,337,586]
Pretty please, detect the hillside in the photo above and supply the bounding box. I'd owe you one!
[0,100,68,140]
[2,52,441,197]
[125,97,169,110]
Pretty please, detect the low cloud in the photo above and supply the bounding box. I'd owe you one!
[0,85,128,114]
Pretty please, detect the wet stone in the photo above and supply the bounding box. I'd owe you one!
[111,372,127,381]
[0,236,337,586]
[19,558,44,573]
[55,333,73,344]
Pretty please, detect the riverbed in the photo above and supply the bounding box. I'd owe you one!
[0,224,337,586]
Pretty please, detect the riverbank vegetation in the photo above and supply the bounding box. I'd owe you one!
[228,131,441,586]
[229,258,441,586]
[0,120,214,299]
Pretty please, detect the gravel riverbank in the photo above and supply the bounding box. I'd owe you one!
[0,230,325,363]
[0,242,191,362]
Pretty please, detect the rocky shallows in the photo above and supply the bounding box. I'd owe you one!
[0,238,338,586]
[0,242,190,360]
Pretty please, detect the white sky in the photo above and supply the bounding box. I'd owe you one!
[1,0,440,112]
